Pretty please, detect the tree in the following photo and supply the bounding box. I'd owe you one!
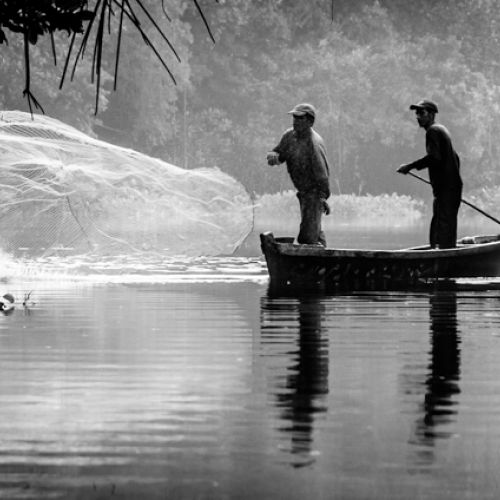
[0,0,217,114]
[3,0,500,198]
[0,0,93,112]
[175,1,500,195]
[0,30,110,133]
[97,0,194,157]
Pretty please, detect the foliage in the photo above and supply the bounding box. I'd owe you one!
[178,1,500,197]
[0,0,216,114]
[2,0,500,204]
[255,190,424,228]
[467,186,500,217]
[0,0,93,112]
[98,0,194,155]
[0,31,109,134]
[0,1,92,44]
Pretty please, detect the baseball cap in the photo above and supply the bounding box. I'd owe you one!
[288,103,316,119]
[409,99,438,113]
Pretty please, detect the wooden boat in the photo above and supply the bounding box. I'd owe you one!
[260,231,500,291]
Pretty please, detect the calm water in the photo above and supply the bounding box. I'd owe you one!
[2,229,500,499]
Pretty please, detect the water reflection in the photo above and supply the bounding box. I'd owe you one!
[260,292,329,467]
[411,291,461,464]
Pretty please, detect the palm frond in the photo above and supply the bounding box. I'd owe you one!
[0,0,220,114]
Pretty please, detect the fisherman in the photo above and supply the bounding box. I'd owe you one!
[398,99,463,249]
[267,103,331,246]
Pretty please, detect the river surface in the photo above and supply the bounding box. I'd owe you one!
[1,228,500,499]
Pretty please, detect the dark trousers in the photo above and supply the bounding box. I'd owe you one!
[297,191,326,246]
[430,190,461,249]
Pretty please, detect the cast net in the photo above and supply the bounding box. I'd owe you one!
[0,111,253,257]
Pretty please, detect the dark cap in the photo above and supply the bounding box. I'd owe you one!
[288,103,316,119]
[409,99,438,113]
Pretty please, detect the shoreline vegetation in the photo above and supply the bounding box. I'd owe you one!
[255,191,424,229]
[254,190,500,229]
[233,190,500,255]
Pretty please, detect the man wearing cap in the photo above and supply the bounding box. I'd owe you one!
[266,103,331,246]
[398,99,463,249]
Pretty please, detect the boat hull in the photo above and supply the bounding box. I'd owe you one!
[260,232,500,291]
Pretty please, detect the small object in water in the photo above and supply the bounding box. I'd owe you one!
[22,290,34,308]
[0,293,15,312]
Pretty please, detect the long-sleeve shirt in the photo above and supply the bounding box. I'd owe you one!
[408,123,462,196]
[272,128,330,199]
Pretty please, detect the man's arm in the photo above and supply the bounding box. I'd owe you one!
[398,128,441,174]
[266,151,281,166]
[315,169,330,198]
[267,130,290,166]
[398,157,432,174]
[312,141,331,198]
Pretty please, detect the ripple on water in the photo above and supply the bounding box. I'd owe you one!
[3,254,269,285]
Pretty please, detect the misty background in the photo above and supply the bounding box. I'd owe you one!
[1,0,500,210]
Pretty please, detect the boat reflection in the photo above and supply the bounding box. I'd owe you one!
[260,290,329,467]
[410,290,461,465]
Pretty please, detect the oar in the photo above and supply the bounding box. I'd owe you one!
[404,171,500,226]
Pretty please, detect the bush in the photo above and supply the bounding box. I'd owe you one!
[254,190,424,229]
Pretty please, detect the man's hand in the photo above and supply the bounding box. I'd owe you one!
[322,200,331,215]
[397,164,412,175]
[267,151,279,166]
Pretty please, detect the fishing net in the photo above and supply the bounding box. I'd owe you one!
[0,111,254,257]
